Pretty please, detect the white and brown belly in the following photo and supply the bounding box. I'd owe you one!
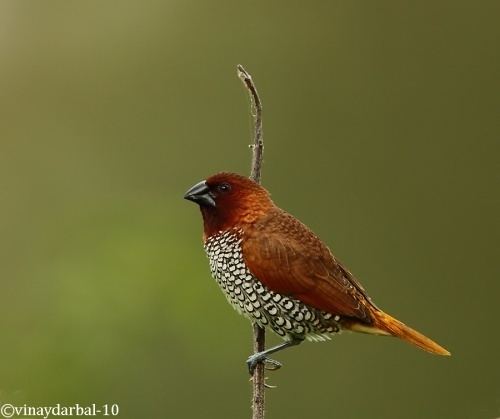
[204,229,342,342]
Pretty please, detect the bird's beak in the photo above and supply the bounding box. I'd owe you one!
[183,180,216,208]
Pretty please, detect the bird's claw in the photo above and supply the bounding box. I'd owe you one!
[246,354,282,375]
[264,381,278,389]
[263,358,282,371]
[249,375,279,389]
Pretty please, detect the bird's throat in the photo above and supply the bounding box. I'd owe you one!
[200,204,270,241]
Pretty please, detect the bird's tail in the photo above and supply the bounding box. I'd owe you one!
[374,311,450,356]
[349,310,450,356]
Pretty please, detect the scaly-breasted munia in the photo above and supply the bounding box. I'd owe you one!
[184,172,450,373]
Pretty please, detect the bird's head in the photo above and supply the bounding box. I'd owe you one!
[184,172,274,239]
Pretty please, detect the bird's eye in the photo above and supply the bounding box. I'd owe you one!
[217,183,231,193]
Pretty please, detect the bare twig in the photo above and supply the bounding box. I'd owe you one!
[251,323,266,419]
[237,64,266,419]
[237,64,264,184]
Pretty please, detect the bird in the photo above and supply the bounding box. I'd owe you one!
[184,172,450,373]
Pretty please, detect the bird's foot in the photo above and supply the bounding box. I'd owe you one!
[246,353,282,375]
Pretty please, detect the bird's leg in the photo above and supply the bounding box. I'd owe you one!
[246,337,303,375]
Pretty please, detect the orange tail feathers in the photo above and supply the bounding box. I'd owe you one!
[371,311,450,356]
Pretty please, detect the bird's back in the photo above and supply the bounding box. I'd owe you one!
[242,208,379,326]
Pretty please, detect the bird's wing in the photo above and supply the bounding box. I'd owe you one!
[242,210,376,323]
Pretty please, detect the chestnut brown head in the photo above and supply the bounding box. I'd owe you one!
[184,172,274,238]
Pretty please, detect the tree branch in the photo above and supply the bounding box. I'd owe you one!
[237,64,266,419]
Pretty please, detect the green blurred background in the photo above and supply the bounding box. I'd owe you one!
[0,1,498,418]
